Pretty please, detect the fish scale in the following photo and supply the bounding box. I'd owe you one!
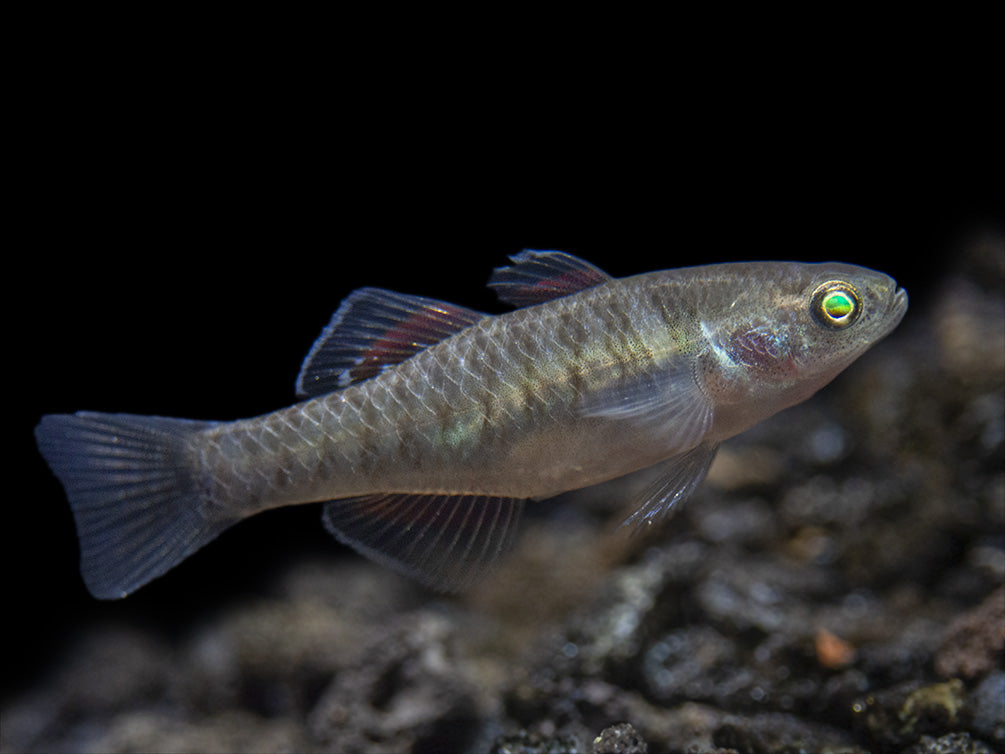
[35,251,907,598]
[200,284,656,511]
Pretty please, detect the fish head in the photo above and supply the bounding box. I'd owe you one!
[702,261,908,437]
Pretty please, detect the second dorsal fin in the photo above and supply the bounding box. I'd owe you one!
[296,288,486,397]
[488,250,613,307]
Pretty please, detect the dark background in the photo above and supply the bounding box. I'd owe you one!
[8,60,1003,703]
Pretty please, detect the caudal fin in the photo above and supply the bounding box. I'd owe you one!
[35,412,232,599]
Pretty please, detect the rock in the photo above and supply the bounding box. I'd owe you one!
[308,609,486,754]
[970,671,1005,748]
[8,229,1004,754]
[490,729,587,754]
[901,732,995,754]
[934,585,1005,679]
[852,679,969,748]
[592,722,647,754]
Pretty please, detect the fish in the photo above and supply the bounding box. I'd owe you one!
[35,251,908,599]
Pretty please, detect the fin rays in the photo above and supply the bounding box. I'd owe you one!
[489,249,613,307]
[34,412,234,599]
[323,493,524,592]
[622,442,720,530]
[296,288,485,397]
[579,357,714,454]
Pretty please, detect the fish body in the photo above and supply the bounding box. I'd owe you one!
[35,252,908,598]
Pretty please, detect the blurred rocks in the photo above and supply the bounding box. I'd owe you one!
[934,585,1005,680]
[5,233,1004,753]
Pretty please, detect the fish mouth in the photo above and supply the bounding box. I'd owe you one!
[892,286,908,313]
[885,286,909,331]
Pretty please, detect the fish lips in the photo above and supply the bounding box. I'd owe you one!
[886,285,909,332]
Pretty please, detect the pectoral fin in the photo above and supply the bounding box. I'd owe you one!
[322,493,524,592]
[578,357,714,454]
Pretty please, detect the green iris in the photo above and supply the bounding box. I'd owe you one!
[823,292,853,319]
[811,281,861,329]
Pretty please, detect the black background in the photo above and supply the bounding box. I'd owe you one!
[8,52,1003,702]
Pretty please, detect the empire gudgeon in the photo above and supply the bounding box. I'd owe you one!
[35,251,908,598]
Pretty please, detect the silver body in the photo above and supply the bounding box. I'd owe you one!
[36,254,908,598]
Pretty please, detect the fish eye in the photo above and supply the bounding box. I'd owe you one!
[811,281,861,329]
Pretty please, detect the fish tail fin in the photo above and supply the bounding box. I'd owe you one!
[35,411,231,599]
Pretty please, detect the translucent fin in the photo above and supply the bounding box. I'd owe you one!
[488,250,613,307]
[34,412,233,599]
[322,493,524,592]
[622,442,719,530]
[296,288,485,397]
[579,358,714,454]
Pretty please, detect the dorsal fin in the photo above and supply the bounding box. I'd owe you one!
[296,288,485,397]
[488,250,613,307]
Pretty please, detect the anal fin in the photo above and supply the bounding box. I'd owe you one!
[322,493,524,592]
